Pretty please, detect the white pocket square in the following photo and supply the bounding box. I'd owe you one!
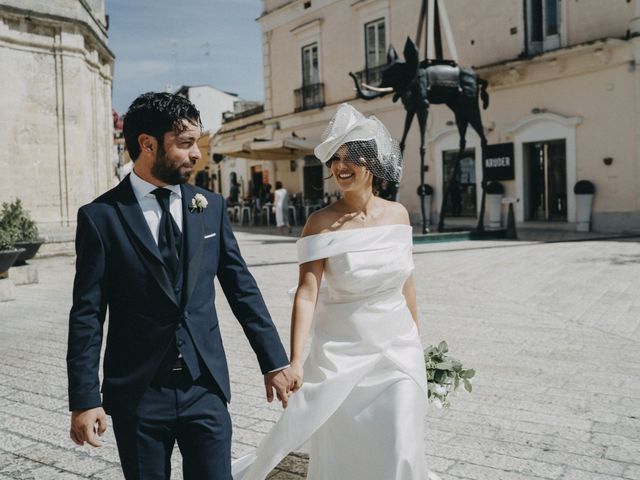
[204,233,217,239]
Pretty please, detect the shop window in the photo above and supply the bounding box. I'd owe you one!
[442,149,477,217]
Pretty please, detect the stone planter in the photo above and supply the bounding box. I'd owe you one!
[13,239,44,266]
[422,194,432,226]
[487,194,503,228]
[417,184,434,231]
[485,181,505,229]
[0,248,26,278]
[574,180,595,232]
[576,194,594,232]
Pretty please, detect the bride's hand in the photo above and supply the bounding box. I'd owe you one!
[290,360,304,393]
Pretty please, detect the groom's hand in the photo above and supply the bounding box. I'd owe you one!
[70,407,106,447]
[264,368,294,408]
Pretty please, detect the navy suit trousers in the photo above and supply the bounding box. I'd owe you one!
[111,371,231,480]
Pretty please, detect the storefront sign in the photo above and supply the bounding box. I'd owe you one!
[483,143,515,181]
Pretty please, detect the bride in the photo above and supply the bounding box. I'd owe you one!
[233,103,431,479]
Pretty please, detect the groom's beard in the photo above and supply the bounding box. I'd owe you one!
[151,146,192,185]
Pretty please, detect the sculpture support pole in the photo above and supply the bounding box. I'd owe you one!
[436,0,459,62]
[427,0,435,59]
[416,0,427,49]
[418,111,429,234]
[420,154,429,234]
[476,149,487,232]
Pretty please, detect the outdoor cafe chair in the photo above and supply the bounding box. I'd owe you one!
[240,204,253,225]
[262,203,273,226]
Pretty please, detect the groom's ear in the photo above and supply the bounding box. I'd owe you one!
[137,134,157,155]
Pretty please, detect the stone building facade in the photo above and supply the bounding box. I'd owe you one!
[213,0,640,232]
[0,0,114,229]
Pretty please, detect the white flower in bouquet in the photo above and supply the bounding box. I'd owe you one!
[424,341,475,408]
[429,383,448,396]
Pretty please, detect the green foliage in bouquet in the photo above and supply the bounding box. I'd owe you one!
[0,199,39,243]
[424,341,475,408]
[0,228,15,251]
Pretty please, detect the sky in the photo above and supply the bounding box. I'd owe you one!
[106,0,264,114]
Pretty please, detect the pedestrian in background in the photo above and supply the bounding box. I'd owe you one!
[273,181,290,234]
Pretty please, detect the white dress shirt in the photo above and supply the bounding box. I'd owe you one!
[130,169,183,244]
[129,169,288,374]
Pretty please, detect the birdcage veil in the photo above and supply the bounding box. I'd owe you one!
[314,103,403,183]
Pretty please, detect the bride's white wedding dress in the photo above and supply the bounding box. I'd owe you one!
[233,224,429,479]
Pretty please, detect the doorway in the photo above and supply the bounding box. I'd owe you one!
[442,148,477,217]
[524,140,567,221]
[303,160,324,202]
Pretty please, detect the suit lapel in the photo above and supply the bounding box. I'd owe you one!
[115,175,179,306]
[181,184,205,305]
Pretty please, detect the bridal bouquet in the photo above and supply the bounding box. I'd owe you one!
[424,341,475,408]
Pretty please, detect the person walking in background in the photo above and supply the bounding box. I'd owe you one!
[228,178,240,206]
[195,165,211,190]
[263,183,273,204]
[273,181,291,234]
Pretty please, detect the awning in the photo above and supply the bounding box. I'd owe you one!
[211,136,317,161]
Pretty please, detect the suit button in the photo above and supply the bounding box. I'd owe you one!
[177,323,183,329]
[177,340,184,347]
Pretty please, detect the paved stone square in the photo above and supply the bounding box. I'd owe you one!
[0,232,639,479]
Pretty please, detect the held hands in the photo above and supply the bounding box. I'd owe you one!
[264,364,303,408]
[70,407,106,447]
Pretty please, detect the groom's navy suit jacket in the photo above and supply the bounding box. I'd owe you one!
[67,175,288,414]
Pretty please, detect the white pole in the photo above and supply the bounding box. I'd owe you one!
[437,0,459,62]
[427,0,435,59]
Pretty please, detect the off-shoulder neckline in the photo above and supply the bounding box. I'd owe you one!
[297,224,411,242]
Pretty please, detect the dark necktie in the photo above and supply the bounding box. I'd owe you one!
[151,188,182,281]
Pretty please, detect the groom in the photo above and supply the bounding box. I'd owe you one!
[67,92,294,479]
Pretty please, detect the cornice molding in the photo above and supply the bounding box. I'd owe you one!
[507,112,583,134]
[0,4,114,61]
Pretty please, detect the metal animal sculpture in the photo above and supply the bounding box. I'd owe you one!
[350,37,490,233]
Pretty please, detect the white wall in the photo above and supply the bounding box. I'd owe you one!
[186,86,238,133]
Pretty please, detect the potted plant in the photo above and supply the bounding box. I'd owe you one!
[0,228,24,278]
[485,181,505,229]
[0,199,44,266]
[574,180,595,232]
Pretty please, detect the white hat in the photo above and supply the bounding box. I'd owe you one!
[314,103,403,183]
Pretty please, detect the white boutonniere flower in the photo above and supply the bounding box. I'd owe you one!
[189,193,208,213]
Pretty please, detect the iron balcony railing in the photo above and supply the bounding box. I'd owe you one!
[354,63,387,87]
[294,83,325,112]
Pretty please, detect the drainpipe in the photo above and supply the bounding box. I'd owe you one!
[632,0,640,37]
[523,0,529,56]
[631,0,640,219]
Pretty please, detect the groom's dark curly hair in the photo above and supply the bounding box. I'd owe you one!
[123,92,202,161]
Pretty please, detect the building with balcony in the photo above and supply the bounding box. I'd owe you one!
[212,0,640,232]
